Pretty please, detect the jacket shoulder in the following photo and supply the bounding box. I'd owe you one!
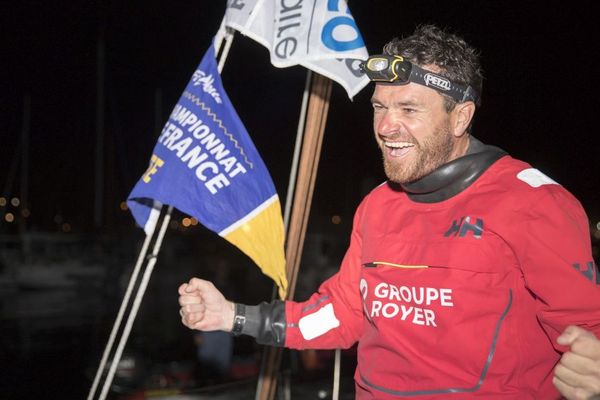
[484,156,583,213]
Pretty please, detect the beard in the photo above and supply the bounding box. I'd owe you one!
[381,123,454,184]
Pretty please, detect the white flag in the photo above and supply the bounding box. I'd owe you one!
[224,0,369,99]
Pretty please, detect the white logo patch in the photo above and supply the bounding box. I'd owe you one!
[424,73,451,91]
[517,168,558,187]
[298,303,340,340]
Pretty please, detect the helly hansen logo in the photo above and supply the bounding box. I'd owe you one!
[572,261,600,284]
[444,216,484,239]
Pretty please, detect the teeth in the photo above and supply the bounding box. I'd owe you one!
[385,141,414,149]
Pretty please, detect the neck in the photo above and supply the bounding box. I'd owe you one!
[448,134,471,162]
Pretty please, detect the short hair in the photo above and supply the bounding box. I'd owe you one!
[383,24,483,112]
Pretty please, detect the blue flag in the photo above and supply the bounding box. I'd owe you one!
[128,41,287,298]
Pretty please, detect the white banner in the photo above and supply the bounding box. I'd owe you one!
[224,0,369,98]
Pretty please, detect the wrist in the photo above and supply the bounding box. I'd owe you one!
[231,303,246,336]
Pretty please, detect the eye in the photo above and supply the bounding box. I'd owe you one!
[403,107,417,113]
[372,103,385,111]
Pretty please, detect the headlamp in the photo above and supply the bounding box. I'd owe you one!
[360,54,479,104]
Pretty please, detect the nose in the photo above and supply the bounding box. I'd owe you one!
[375,110,400,139]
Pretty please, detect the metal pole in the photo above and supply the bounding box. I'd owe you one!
[332,348,341,400]
[256,73,333,400]
[98,206,173,400]
[283,71,312,229]
[86,213,157,400]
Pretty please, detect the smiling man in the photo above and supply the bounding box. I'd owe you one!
[178,25,600,399]
[372,81,471,184]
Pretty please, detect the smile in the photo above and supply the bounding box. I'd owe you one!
[384,141,414,157]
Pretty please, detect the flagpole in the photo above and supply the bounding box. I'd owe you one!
[98,206,174,400]
[88,15,234,399]
[217,27,234,73]
[254,67,312,400]
[86,214,156,400]
[283,70,312,229]
[256,72,333,400]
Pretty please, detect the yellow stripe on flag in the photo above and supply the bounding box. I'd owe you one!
[223,199,288,299]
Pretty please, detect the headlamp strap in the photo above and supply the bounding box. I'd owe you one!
[408,64,479,104]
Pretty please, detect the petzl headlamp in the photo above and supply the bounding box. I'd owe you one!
[361,54,479,104]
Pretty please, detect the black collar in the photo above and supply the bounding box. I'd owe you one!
[394,137,507,203]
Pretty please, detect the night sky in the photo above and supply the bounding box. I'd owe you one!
[3,1,599,233]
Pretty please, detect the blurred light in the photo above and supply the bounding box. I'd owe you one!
[594,230,600,240]
[331,215,342,225]
[182,218,191,227]
[11,197,20,207]
[21,208,31,218]
[5,213,14,223]
[190,217,198,226]
[169,220,179,229]
[54,215,63,224]
[596,221,600,231]
[0,197,6,207]
[120,201,128,211]
[61,223,72,232]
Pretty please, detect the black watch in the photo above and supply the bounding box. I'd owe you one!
[231,303,246,336]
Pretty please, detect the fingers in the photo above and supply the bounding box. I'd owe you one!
[181,303,205,313]
[558,326,598,346]
[553,375,597,400]
[570,337,600,361]
[555,353,600,398]
[178,278,210,307]
[178,283,188,295]
[179,294,202,306]
[178,278,205,328]
[558,351,599,376]
[185,277,214,292]
[178,277,229,331]
[558,326,600,360]
[554,327,600,399]
[555,353,599,389]
[180,303,206,328]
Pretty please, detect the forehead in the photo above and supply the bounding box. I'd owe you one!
[371,82,444,106]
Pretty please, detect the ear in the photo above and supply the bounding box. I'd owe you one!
[451,101,476,138]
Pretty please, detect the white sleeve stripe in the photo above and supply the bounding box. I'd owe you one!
[298,303,340,340]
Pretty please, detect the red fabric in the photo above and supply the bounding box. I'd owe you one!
[285,156,600,399]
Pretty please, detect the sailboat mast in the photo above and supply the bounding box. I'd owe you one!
[94,32,105,229]
[20,94,31,261]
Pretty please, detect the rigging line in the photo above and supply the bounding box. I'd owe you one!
[86,206,158,400]
[98,206,174,400]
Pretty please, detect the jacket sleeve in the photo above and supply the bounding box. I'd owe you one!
[237,199,368,349]
[511,185,600,351]
[283,199,368,350]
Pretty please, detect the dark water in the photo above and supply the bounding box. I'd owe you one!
[0,286,106,398]
[0,286,356,400]
[0,232,356,399]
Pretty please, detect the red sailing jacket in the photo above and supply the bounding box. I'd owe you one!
[284,155,600,399]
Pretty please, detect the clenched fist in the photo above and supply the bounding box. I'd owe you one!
[178,278,235,332]
[554,325,600,400]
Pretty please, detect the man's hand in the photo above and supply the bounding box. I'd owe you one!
[554,325,600,399]
[178,278,235,332]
